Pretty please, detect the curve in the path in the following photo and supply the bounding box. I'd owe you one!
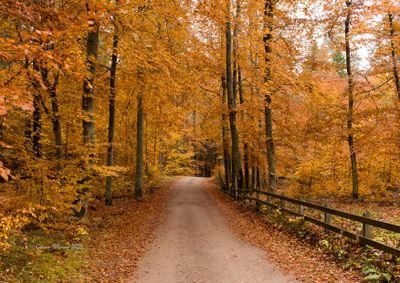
[132,176,297,283]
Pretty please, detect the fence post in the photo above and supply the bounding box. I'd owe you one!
[280,194,285,214]
[266,194,271,213]
[324,204,332,233]
[299,200,304,216]
[255,190,260,211]
[363,211,372,239]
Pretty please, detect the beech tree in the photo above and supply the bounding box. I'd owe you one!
[344,0,359,198]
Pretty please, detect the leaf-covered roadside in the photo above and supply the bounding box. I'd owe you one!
[84,179,173,283]
[205,180,362,283]
[0,178,172,283]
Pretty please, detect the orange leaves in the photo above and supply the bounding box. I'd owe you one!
[0,161,12,181]
[87,183,172,282]
[0,83,33,117]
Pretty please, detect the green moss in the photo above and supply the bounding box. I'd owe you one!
[1,231,87,283]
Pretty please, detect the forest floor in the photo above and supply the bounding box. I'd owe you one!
[85,177,175,282]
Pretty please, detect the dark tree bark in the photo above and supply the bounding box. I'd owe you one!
[233,0,245,192]
[251,156,256,190]
[41,67,63,171]
[30,62,42,158]
[238,67,249,192]
[82,17,99,164]
[49,80,63,171]
[27,62,42,158]
[32,94,42,159]
[135,70,144,200]
[226,21,242,198]
[221,76,231,190]
[345,0,359,198]
[388,13,400,102]
[263,0,276,192]
[105,17,119,206]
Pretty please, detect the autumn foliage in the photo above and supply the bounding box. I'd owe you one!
[0,0,400,278]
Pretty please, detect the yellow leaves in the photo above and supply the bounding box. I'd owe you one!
[0,211,30,250]
[73,227,89,241]
[93,165,128,177]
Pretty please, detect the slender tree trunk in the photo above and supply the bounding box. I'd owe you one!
[264,0,276,192]
[30,63,42,158]
[257,166,261,190]
[79,5,100,216]
[135,70,144,200]
[105,19,119,206]
[388,13,400,102]
[238,67,249,192]
[50,87,63,171]
[226,21,242,198]
[222,76,231,190]
[32,94,42,159]
[251,156,256,190]
[345,0,359,198]
[82,18,99,164]
[233,0,245,192]
[40,67,63,171]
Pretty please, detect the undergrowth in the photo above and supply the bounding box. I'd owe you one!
[251,203,400,283]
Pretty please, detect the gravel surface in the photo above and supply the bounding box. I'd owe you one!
[132,176,296,283]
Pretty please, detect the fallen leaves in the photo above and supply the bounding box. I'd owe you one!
[204,180,363,283]
[85,179,174,283]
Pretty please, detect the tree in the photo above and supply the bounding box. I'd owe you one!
[105,1,119,206]
[226,19,243,197]
[82,1,100,165]
[135,69,144,201]
[344,0,359,199]
[388,12,400,102]
[263,0,277,192]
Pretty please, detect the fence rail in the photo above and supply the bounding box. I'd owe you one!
[228,188,400,257]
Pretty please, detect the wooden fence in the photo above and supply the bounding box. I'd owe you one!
[228,188,400,257]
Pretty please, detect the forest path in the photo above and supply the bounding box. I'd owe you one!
[131,176,297,283]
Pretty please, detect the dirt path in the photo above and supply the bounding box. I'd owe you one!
[131,177,296,283]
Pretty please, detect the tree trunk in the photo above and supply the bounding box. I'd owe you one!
[32,94,42,159]
[40,67,63,171]
[50,86,63,171]
[47,84,63,171]
[345,0,359,198]
[233,0,245,192]
[105,20,119,206]
[82,19,99,164]
[221,76,231,190]
[238,67,249,192]
[135,72,144,200]
[30,62,42,158]
[251,156,256,190]
[226,21,242,198]
[388,13,400,102]
[264,0,276,192]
